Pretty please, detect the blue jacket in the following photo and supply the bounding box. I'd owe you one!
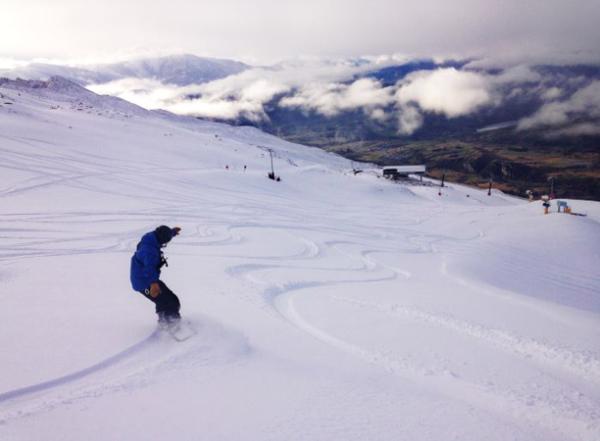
[130,232,162,292]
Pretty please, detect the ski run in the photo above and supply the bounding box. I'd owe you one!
[1,77,599,441]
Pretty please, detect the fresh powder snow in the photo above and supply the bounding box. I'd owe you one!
[1,78,599,441]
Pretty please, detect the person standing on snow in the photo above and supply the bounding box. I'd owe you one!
[130,225,182,324]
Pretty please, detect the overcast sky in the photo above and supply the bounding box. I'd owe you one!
[2,0,600,65]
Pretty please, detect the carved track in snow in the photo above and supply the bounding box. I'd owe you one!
[275,285,599,441]
[222,222,600,441]
[0,317,249,424]
[0,330,160,406]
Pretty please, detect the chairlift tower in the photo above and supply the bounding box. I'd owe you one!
[269,149,275,176]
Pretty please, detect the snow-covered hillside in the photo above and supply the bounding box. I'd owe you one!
[1,78,599,441]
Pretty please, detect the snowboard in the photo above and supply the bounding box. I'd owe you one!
[160,319,197,342]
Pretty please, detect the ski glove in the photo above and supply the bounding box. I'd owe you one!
[149,282,161,298]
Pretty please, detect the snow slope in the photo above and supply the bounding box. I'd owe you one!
[1,78,599,441]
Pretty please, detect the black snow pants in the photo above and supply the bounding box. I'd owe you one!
[142,280,181,321]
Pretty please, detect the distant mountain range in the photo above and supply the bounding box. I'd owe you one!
[0,54,248,86]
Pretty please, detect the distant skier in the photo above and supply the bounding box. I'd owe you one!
[130,225,182,325]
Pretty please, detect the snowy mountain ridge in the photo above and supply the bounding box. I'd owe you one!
[1,79,599,441]
[0,54,248,86]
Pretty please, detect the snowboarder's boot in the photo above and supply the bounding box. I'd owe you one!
[158,311,181,330]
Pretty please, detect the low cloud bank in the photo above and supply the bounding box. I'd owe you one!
[87,58,600,137]
[89,78,183,110]
[280,78,395,120]
[169,73,292,122]
[394,68,494,133]
[396,68,492,117]
[517,81,600,135]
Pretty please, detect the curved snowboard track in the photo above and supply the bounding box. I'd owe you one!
[0,330,160,405]
[225,224,600,441]
[274,286,599,441]
[0,317,250,426]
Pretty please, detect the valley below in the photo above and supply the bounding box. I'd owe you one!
[321,137,600,200]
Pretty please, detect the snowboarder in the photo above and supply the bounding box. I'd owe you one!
[130,225,182,324]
